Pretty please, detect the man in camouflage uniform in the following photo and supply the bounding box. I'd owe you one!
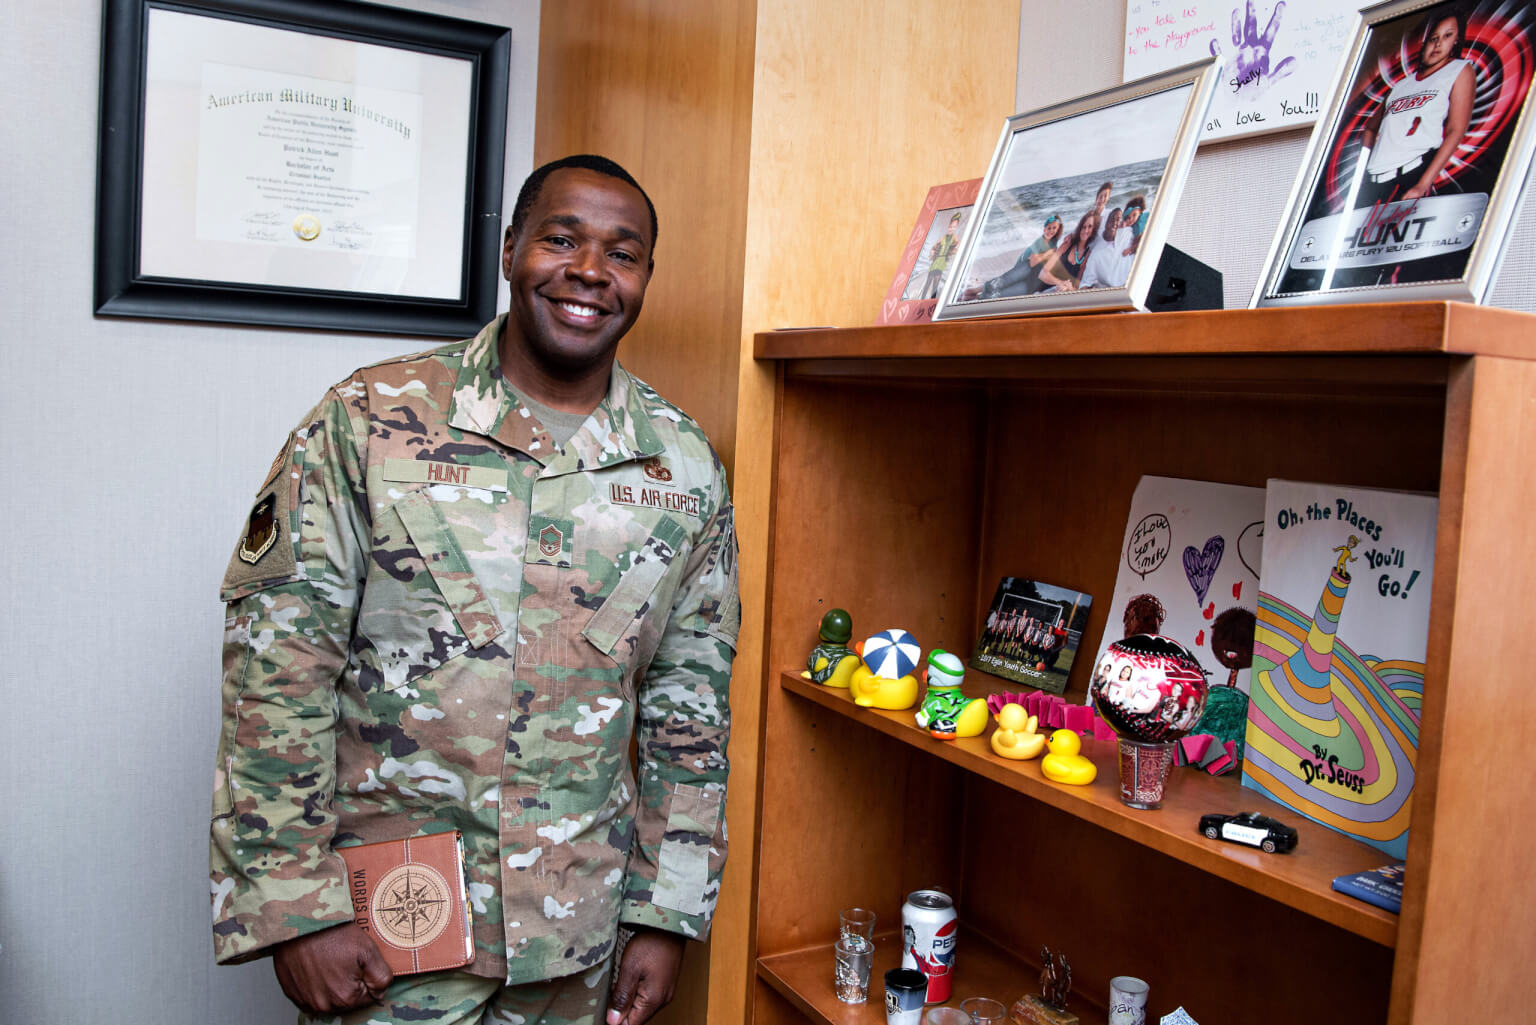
[211,155,739,1025]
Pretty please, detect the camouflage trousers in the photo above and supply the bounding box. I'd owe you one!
[298,957,613,1025]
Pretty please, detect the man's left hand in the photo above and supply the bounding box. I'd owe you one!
[606,928,686,1025]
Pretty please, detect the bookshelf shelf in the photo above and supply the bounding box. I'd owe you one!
[778,671,1400,946]
[757,928,1105,1025]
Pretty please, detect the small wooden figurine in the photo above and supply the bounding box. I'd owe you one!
[1010,946,1078,1025]
[801,608,860,688]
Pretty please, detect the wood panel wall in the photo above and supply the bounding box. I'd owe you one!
[535,0,755,477]
[730,4,1020,1022]
[537,2,1022,1021]
[535,4,755,1022]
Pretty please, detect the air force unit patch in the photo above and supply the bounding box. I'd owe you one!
[238,494,279,564]
[220,433,300,601]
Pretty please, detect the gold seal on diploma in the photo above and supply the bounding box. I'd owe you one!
[292,213,322,242]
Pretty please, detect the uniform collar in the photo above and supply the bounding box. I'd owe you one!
[448,315,665,472]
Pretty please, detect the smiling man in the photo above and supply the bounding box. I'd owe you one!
[210,155,739,1025]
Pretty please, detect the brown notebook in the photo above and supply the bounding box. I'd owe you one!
[338,830,476,975]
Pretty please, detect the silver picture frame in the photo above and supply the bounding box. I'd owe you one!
[1252,0,1536,308]
[933,58,1222,320]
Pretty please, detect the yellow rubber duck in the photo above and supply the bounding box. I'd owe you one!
[953,699,990,737]
[850,663,919,709]
[800,608,860,688]
[807,651,860,689]
[850,629,922,710]
[1040,729,1097,785]
[989,703,1046,760]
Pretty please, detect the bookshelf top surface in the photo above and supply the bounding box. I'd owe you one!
[754,302,1533,364]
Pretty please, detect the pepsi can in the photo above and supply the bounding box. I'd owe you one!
[900,889,957,1003]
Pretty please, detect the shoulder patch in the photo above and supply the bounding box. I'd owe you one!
[221,436,300,601]
[237,494,279,564]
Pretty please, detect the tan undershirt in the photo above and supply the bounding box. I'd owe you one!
[514,389,592,450]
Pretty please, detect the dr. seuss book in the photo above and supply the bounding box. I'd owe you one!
[1242,481,1437,860]
[1092,475,1267,694]
[971,577,1093,695]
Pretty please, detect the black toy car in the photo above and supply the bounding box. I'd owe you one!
[1198,811,1299,854]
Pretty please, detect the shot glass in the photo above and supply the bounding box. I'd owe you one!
[1117,737,1176,809]
[884,968,927,1025]
[923,1008,971,1025]
[1109,975,1149,1025]
[961,997,1007,1024]
[840,906,877,944]
[834,934,874,1004]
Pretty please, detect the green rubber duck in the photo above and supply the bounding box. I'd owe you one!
[915,649,989,738]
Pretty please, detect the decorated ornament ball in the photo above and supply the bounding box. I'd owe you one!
[861,628,921,679]
[1090,634,1210,744]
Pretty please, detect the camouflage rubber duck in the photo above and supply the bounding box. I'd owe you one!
[802,608,860,688]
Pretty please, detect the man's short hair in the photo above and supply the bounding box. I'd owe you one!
[511,154,659,247]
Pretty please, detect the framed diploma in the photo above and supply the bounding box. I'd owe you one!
[94,0,511,337]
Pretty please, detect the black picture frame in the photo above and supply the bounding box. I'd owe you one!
[94,0,511,337]
[969,577,1094,696]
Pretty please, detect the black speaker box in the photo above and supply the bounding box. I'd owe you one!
[1144,244,1223,311]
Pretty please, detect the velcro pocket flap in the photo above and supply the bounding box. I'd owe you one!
[707,589,741,652]
[652,782,722,916]
[582,515,689,656]
[394,490,505,648]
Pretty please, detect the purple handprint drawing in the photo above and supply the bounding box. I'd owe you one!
[1212,0,1298,95]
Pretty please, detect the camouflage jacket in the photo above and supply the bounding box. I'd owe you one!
[210,316,739,983]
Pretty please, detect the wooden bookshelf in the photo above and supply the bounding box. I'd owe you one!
[746,304,1536,1025]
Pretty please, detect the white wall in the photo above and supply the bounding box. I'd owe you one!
[0,2,539,1021]
[1016,1,1536,311]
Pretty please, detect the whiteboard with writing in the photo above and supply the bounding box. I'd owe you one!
[1124,0,1358,142]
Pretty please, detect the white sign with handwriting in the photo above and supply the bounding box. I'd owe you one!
[1123,0,1357,142]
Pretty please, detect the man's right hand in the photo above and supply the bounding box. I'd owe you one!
[272,922,394,1014]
